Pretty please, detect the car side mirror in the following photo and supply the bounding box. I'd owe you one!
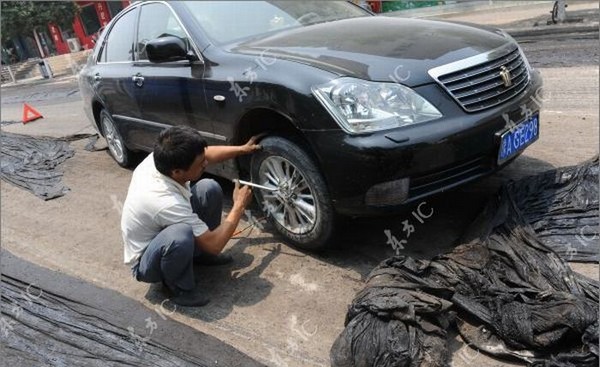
[146,36,200,63]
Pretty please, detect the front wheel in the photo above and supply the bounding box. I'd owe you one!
[100,109,132,167]
[250,136,336,250]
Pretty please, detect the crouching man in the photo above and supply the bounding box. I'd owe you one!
[121,126,260,306]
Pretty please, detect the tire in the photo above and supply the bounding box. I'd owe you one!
[99,109,132,167]
[551,1,567,24]
[250,136,336,250]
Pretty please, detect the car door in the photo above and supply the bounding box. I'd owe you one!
[129,2,219,150]
[92,7,141,145]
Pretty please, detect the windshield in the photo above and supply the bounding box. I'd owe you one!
[183,1,370,44]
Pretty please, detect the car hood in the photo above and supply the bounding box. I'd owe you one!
[228,16,510,87]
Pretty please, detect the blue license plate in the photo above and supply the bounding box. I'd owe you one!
[498,114,539,164]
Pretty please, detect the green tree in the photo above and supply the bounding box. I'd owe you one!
[1,1,78,43]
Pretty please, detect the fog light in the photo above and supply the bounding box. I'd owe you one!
[365,178,410,207]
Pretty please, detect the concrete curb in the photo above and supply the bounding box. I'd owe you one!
[384,0,554,19]
[383,1,598,38]
[1,74,78,89]
[505,23,599,37]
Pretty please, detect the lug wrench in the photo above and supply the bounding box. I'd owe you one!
[232,179,279,192]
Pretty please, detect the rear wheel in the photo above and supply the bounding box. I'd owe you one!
[250,136,336,250]
[100,109,132,167]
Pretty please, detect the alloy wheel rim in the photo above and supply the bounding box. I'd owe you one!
[102,116,124,162]
[258,156,317,235]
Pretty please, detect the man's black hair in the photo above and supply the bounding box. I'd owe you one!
[154,126,207,176]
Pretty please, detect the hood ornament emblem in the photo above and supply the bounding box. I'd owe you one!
[499,66,512,88]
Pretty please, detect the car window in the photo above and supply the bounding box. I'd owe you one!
[183,1,369,44]
[102,8,137,63]
[136,3,189,61]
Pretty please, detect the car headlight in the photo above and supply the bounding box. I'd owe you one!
[312,78,442,134]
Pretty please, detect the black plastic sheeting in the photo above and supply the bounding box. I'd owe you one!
[331,158,599,367]
[507,157,599,262]
[0,132,98,200]
[1,251,265,367]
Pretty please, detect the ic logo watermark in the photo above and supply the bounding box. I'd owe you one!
[384,201,434,255]
[265,315,321,367]
[502,86,548,131]
[0,283,44,339]
[228,49,277,102]
[564,225,599,261]
[389,64,411,84]
[125,300,177,354]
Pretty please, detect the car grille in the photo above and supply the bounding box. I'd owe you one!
[436,48,530,112]
[408,157,491,199]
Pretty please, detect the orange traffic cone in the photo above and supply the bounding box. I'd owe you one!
[22,103,43,124]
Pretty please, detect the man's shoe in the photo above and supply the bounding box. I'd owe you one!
[161,282,210,307]
[170,290,210,307]
[193,253,233,266]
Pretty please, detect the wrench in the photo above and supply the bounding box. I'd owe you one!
[232,179,279,192]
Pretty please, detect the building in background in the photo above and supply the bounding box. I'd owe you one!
[3,1,129,64]
[51,1,130,54]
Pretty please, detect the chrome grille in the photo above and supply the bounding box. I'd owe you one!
[434,47,530,112]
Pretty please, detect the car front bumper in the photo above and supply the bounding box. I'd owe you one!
[303,70,543,216]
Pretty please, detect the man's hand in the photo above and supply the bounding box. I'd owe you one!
[240,134,265,154]
[195,181,253,255]
[232,180,253,210]
[205,134,264,164]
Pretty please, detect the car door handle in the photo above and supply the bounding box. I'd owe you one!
[132,74,144,87]
[93,73,101,81]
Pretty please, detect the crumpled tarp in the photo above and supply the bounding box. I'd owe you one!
[0,132,97,200]
[506,157,599,262]
[331,158,599,367]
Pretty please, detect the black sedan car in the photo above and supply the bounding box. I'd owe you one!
[79,1,542,250]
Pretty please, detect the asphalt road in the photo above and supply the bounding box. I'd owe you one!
[1,17,598,367]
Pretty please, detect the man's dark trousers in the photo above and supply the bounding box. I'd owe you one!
[132,179,223,292]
